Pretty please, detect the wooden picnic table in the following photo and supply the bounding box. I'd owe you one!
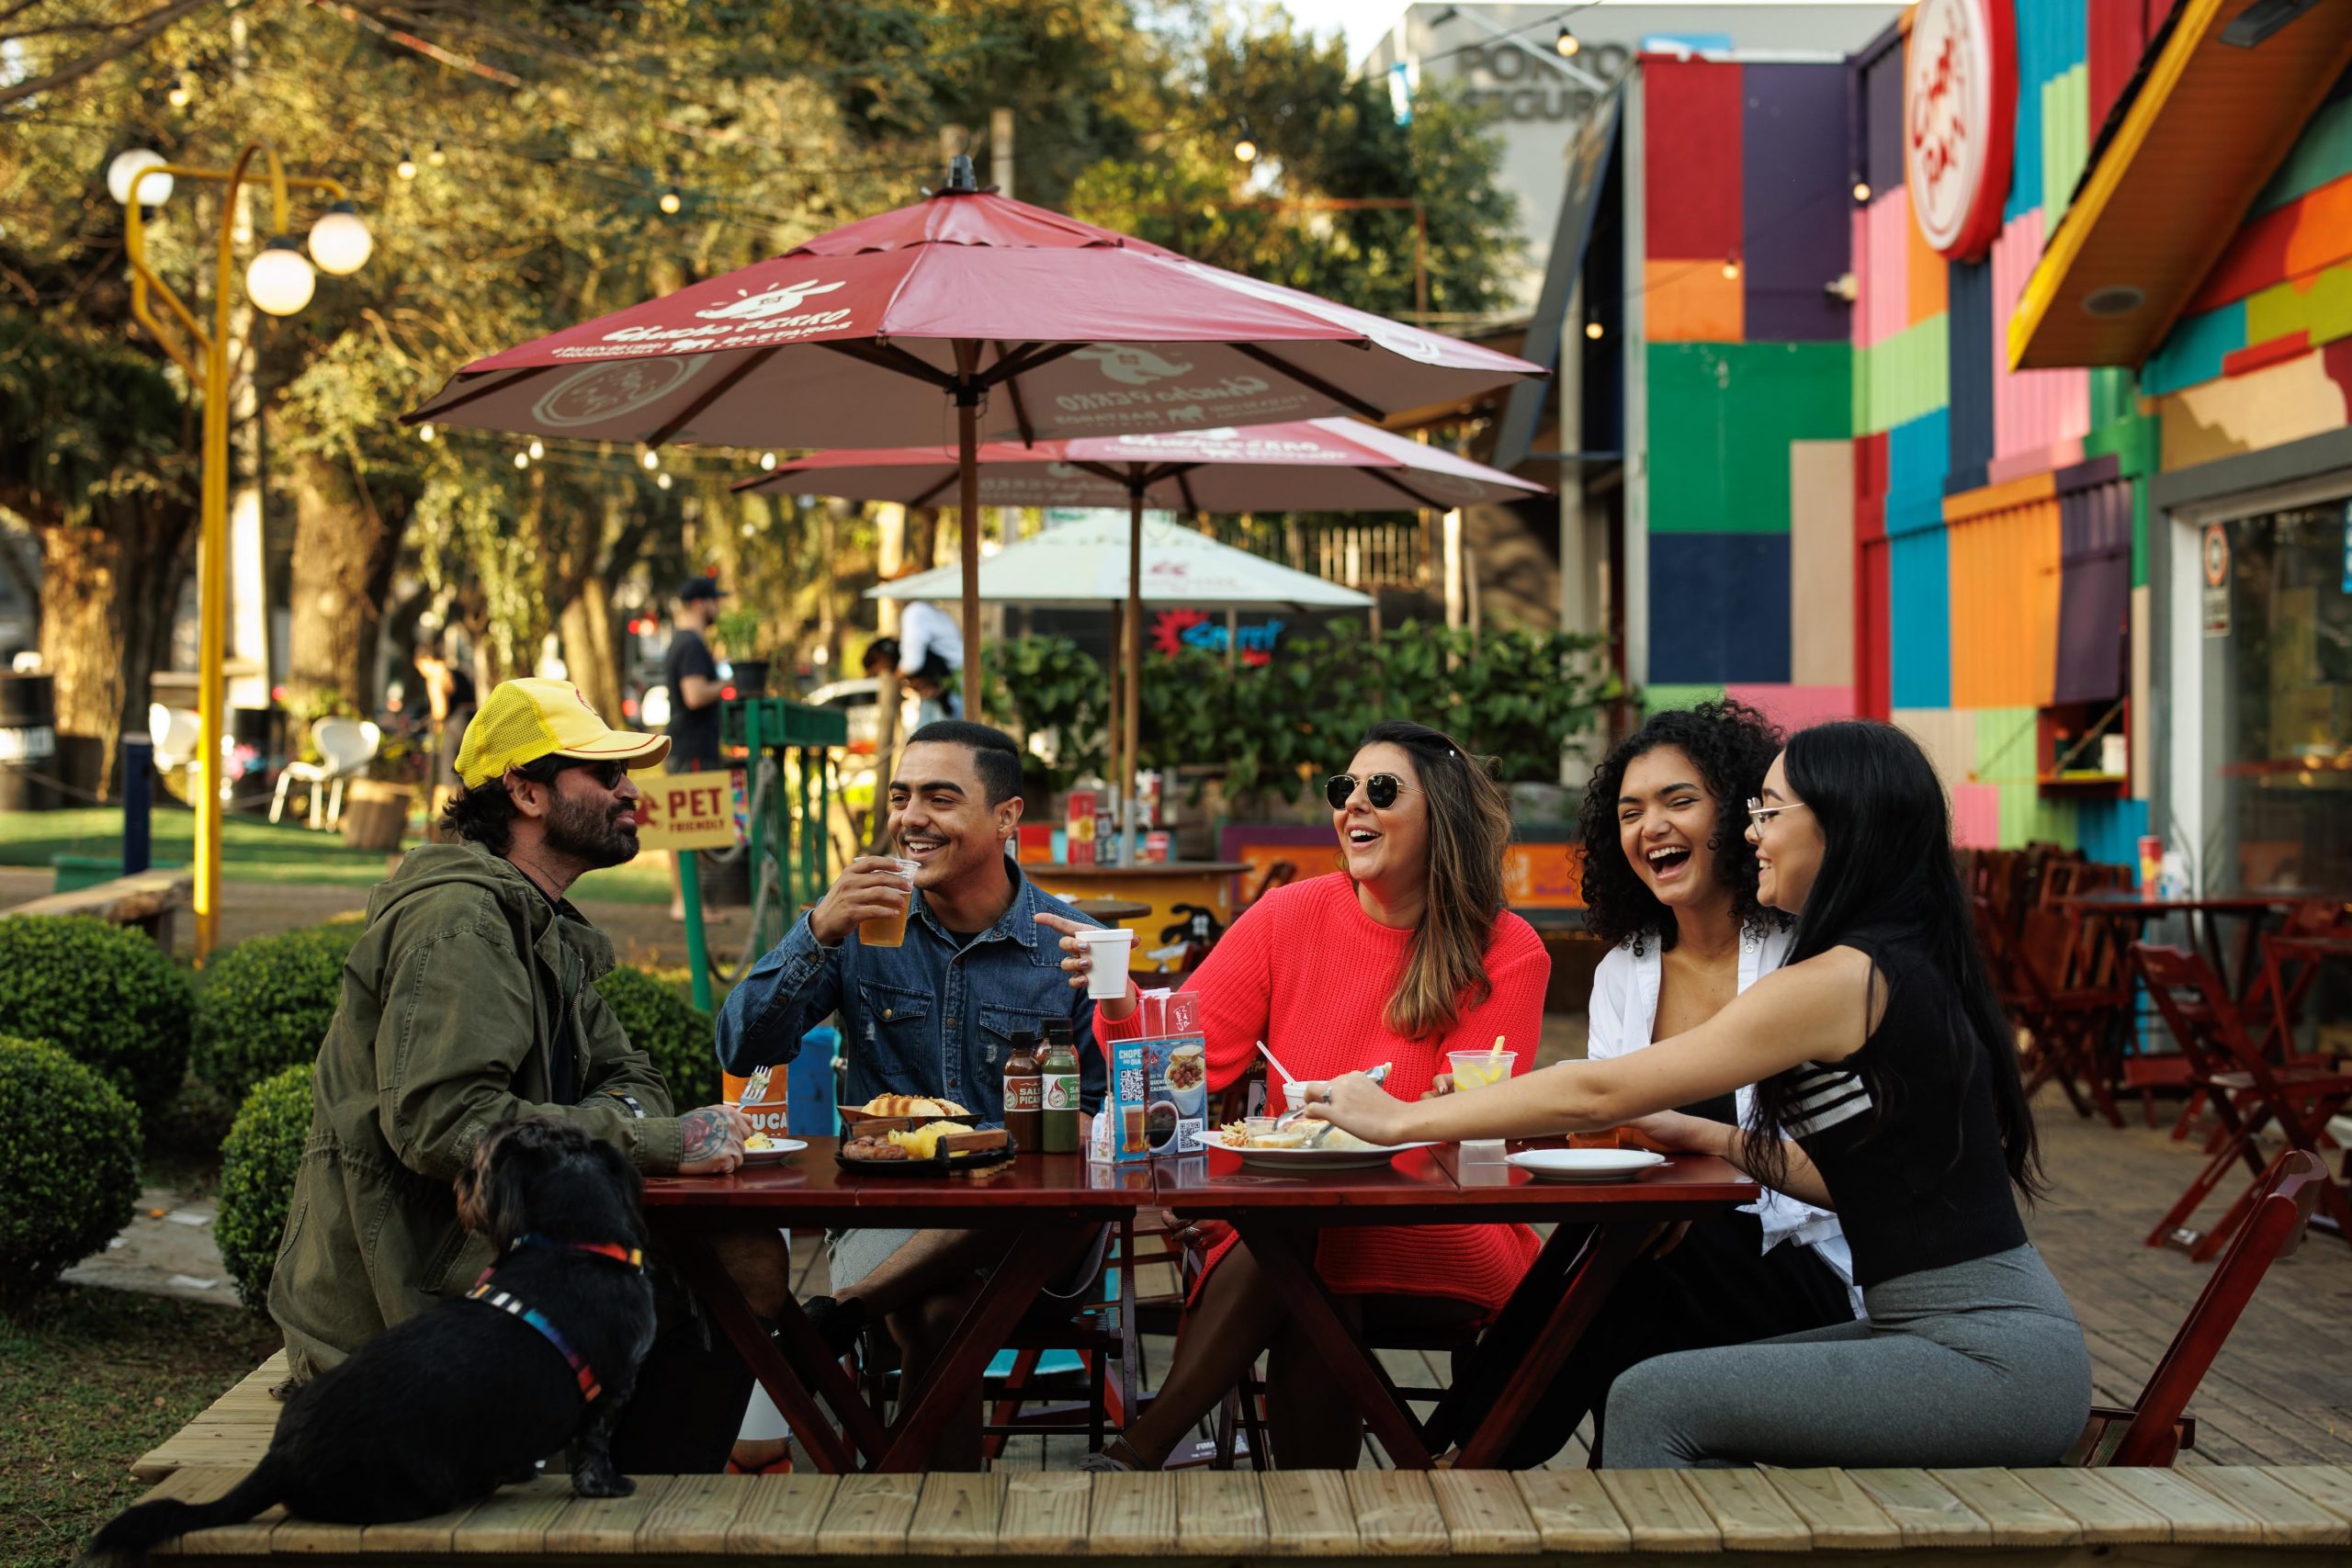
[643,1138,1756,1474]
[2052,892,2322,1000]
[1153,1141,1757,1471]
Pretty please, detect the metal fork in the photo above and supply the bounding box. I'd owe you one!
[1279,1063,1391,1143]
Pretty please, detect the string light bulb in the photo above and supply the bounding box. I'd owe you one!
[760,451,777,470]
[1233,138,1257,164]
[396,150,418,180]
[656,472,673,491]
[428,141,447,167]
[527,439,545,459]
[1585,321,1604,340]
[1555,28,1581,56]
[167,65,194,108]
[514,451,530,469]
[1722,255,1742,280]
[1852,180,1871,203]
[417,423,436,443]
[659,186,683,215]
[639,448,660,470]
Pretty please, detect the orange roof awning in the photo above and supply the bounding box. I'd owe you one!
[2007,0,2352,371]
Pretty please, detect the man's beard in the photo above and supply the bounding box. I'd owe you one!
[544,787,639,869]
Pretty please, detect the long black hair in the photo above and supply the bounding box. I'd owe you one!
[1577,699,1791,952]
[1743,720,2044,1200]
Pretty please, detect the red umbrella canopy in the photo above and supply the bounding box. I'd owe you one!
[403,163,1540,450]
[735,418,1547,512]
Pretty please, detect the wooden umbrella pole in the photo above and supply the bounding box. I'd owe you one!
[1124,482,1144,867]
[956,389,983,723]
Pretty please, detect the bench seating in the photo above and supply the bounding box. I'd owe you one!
[6,866,193,947]
[126,1359,2352,1562]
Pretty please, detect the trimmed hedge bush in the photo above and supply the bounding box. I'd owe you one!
[594,965,718,1109]
[216,1064,313,1313]
[192,924,358,1104]
[0,1035,141,1310]
[0,915,191,1116]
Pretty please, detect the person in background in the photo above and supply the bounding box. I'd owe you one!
[1478,701,1859,1468]
[1055,719,1550,1472]
[272,677,790,1474]
[414,636,477,793]
[718,718,1117,1470]
[1310,720,2091,1471]
[663,577,727,923]
[876,594,964,725]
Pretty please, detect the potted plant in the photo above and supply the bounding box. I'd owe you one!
[714,608,770,697]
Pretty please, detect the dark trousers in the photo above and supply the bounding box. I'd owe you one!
[1498,1207,1854,1469]
[608,1272,755,1473]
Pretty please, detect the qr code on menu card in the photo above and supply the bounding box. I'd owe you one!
[1117,1067,1147,1102]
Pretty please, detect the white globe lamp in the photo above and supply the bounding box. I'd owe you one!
[107,149,174,207]
[245,236,316,316]
[308,202,373,276]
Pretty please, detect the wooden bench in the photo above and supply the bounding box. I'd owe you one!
[126,1357,2352,1562]
[6,866,193,948]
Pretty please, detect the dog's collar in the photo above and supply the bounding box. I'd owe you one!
[466,1281,607,1402]
[511,1233,645,1271]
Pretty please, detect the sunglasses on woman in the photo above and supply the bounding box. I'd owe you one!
[1326,773,1420,811]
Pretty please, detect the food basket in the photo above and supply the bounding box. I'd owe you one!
[837,1127,1016,1178]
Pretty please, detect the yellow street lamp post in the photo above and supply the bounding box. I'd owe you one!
[112,141,371,961]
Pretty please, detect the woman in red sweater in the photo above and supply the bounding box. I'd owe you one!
[1046,720,1550,1470]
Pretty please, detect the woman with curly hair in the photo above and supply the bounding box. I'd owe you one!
[1479,700,1860,1466]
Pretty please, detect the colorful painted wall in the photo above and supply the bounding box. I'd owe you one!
[1628,6,2347,863]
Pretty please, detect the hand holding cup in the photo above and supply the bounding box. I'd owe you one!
[810,857,918,947]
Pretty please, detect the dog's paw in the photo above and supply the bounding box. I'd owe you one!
[571,1468,635,1500]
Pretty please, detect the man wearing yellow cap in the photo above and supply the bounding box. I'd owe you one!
[271,678,784,1472]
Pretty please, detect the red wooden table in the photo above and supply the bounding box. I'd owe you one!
[2054,893,2314,1000]
[1154,1141,1758,1470]
[641,1143,1152,1473]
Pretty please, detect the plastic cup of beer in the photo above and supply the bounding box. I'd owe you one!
[1448,1050,1516,1091]
[857,859,920,948]
[1073,927,1136,999]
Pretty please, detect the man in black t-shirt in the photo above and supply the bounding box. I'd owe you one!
[663,577,726,920]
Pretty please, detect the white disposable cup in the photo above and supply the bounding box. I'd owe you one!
[1283,1081,1308,1114]
[1074,927,1136,999]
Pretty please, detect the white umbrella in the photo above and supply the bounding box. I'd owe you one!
[867,513,1373,609]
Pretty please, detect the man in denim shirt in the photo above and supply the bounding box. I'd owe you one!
[718,720,1119,1468]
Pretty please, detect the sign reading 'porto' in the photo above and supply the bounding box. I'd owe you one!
[1904,0,2017,262]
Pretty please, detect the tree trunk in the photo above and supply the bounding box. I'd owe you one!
[557,575,623,719]
[35,496,196,798]
[287,455,402,716]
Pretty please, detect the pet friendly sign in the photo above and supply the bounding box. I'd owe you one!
[628,767,746,851]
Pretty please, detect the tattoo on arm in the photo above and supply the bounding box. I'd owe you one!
[679,1107,733,1162]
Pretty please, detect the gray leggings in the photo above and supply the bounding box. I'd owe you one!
[1600,1244,2091,1470]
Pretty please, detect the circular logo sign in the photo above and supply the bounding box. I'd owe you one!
[530,355,714,430]
[2202,525,2230,589]
[1904,0,2017,261]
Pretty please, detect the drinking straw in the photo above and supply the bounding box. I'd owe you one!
[1486,1034,1506,1068]
[1258,1043,1299,1085]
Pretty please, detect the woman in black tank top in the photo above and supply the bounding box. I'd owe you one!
[1309,721,2091,1469]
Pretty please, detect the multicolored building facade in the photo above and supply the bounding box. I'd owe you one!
[1617,0,2352,892]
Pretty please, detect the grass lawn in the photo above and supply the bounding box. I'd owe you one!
[0,807,670,904]
[0,1288,279,1568]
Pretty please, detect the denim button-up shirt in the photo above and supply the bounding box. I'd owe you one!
[717,860,1109,1122]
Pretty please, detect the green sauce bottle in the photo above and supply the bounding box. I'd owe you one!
[1038,1019,1080,1155]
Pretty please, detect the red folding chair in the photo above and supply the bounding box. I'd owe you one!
[2132,943,2352,1259]
[1976,895,2125,1126]
[2067,1150,2327,1465]
[2250,900,2352,1063]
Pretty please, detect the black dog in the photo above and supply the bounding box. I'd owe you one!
[89,1119,658,1558]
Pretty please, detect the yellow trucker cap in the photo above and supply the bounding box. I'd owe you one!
[453,678,670,788]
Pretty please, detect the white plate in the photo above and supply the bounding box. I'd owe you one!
[740,1138,808,1165]
[1196,1130,1438,1170]
[1505,1148,1667,1182]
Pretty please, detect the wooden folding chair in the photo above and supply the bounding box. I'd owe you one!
[2250,900,2352,1062]
[2067,1150,2327,1466]
[1977,895,2125,1126]
[2132,943,2352,1259]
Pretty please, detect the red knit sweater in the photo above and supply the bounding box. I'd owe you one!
[1185,873,1551,1314]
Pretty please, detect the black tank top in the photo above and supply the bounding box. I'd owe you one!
[1769,923,2026,1289]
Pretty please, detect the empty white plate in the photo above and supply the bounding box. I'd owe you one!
[1505,1148,1667,1182]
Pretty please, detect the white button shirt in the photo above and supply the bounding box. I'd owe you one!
[1587,926,1863,1314]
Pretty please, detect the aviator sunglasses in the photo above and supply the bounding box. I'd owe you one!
[1326,773,1420,811]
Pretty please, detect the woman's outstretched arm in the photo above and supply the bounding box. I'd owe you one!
[1625,1110,1833,1209]
[1311,943,1879,1145]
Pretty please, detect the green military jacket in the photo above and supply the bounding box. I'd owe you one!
[270,840,687,1379]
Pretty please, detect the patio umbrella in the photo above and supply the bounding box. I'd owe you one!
[741,415,1544,860]
[401,157,1542,712]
